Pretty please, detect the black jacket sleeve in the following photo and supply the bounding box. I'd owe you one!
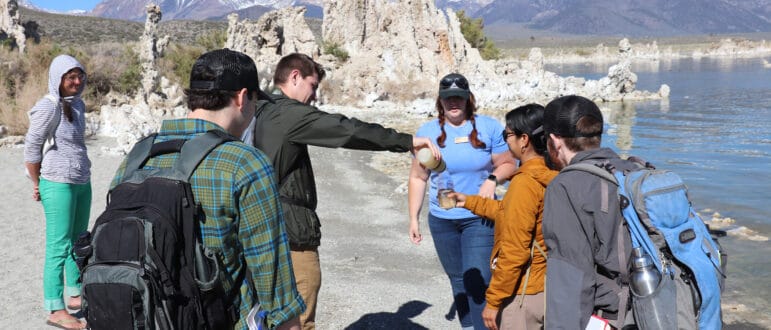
[285,103,412,152]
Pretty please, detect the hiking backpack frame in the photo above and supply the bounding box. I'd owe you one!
[564,156,727,330]
[76,130,240,330]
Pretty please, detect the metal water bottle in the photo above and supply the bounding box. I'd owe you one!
[630,247,661,296]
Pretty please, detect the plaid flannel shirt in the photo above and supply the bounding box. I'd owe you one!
[110,119,304,329]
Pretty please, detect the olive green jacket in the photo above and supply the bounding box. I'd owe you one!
[252,94,412,248]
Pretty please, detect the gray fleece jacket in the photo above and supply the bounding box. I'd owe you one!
[542,148,635,329]
[24,54,91,184]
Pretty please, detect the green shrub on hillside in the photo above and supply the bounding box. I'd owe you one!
[323,42,349,62]
[116,46,142,95]
[159,29,226,88]
[195,29,227,50]
[164,44,203,88]
[456,10,500,60]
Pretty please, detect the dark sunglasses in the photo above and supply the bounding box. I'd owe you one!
[440,75,469,90]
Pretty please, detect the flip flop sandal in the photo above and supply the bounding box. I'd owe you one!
[46,318,86,330]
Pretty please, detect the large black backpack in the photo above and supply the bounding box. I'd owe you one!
[76,130,239,330]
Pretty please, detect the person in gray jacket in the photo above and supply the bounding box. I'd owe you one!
[541,95,635,329]
[245,53,439,330]
[24,54,90,329]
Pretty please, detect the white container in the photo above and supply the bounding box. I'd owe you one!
[417,148,446,172]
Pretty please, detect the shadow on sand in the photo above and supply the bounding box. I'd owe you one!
[344,300,432,330]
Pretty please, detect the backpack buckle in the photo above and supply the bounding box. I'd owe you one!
[619,195,630,210]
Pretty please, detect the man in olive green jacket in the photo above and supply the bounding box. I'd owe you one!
[245,53,438,330]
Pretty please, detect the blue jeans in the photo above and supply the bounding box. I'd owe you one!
[429,213,494,329]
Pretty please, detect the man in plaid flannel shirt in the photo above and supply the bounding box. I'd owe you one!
[110,49,304,330]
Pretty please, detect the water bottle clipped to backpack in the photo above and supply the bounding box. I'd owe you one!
[629,247,677,330]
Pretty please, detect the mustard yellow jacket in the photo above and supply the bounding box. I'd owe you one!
[464,157,557,309]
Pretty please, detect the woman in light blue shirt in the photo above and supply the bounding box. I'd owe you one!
[408,73,516,330]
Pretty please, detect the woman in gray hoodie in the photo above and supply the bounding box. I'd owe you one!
[24,54,90,329]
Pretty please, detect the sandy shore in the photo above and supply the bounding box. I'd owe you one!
[0,131,767,329]
[0,138,458,329]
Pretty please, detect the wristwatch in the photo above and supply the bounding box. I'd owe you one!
[487,174,497,184]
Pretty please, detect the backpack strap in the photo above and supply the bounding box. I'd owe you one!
[615,214,631,329]
[174,130,237,180]
[518,238,547,308]
[561,161,632,327]
[123,134,159,179]
[562,162,618,185]
[564,162,618,214]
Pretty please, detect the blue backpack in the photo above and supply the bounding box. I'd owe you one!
[564,157,726,330]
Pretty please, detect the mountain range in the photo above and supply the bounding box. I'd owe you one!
[477,0,771,36]
[22,0,771,36]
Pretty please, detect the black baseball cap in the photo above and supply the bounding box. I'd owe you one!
[189,48,273,102]
[543,95,603,138]
[438,73,470,100]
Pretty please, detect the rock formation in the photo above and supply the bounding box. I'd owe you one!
[225,7,320,92]
[137,5,170,105]
[95,2,670,154]
[542,38,770,64]
[318,0,664,108]
[693,38,771,58]
[0,0,25,53]
[98,5,184,154]
[321,1,491,106]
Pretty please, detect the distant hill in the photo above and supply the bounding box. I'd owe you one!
[475,0,771,36]
[18,0,771,37]
[18,7,226,45]
[16,7,325,46]
[88,0,322,21]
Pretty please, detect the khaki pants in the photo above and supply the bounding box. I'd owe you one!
[291,248,321,330]
[499,292,545,330]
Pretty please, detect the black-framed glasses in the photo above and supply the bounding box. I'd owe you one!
[440,75,469,90]
[502,130,516,141]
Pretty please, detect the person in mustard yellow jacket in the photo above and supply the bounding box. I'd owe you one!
[452,104,558,330]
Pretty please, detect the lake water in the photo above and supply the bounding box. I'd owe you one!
[547,57,771,326]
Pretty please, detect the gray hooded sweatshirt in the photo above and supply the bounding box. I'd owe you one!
[24,54,91,184]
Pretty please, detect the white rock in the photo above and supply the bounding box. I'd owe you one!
[0,0,25,53]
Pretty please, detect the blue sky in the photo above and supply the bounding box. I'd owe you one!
[29,0,101,12]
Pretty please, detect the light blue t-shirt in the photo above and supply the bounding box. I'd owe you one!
[416,115,509,219]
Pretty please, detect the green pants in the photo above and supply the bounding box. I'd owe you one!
[39,178,91,311]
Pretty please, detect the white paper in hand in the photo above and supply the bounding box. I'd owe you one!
[247,303,268,330]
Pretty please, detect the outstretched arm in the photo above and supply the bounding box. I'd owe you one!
[290,108,414,152]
